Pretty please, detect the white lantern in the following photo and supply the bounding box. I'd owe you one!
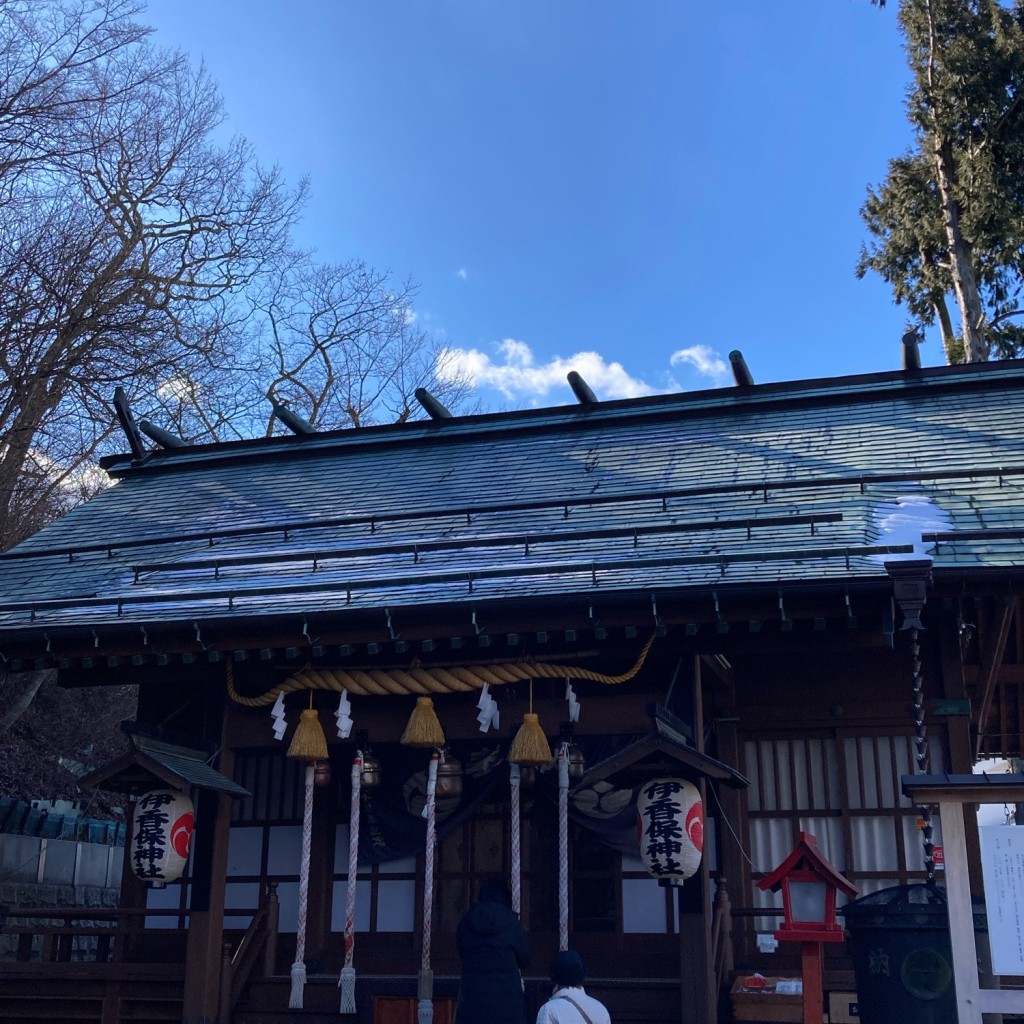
[636,777,703,885]
[130,788,195,883]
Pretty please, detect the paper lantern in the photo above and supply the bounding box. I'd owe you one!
[636,777,703,885]
[131,788,194,883]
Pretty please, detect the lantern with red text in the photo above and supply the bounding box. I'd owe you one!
[130,788,194,883]
[636,777,703,885]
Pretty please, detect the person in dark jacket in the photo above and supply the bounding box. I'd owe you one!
[456,879,532,1024]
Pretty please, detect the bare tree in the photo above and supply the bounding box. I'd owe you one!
[257,256,476,432]
[0,0,304,548]
[0,2,477,751]
[0,0,151,202]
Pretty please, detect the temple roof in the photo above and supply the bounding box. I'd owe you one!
[0,360,1022,657]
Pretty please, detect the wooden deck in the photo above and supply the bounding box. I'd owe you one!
[0,968,685,1024]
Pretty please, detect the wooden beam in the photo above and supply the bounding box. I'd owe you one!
[935,609,983,893]
[903,773,1024,806]
[182,726,234,1023]
[973,596,1018,757]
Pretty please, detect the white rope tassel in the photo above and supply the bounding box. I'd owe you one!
[289,762,315,1008]
[510,763,522,916]
[338,752,362,1013]
[557,743,570,951]
[289,960,306,1010]
[418,752,439,1024]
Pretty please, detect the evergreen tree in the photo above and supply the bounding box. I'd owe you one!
[859,0,1024,362]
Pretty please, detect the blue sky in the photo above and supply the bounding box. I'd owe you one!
[144,2,915,408]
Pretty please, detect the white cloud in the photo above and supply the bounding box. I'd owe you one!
[437,339,656,402]
[456,268,468,281]
[669,344,729,385]
[157,374,194,401]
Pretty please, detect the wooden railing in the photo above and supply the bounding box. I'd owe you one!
[2,886,279,1022]
[220,881,280,1022]
[0,904,186,963]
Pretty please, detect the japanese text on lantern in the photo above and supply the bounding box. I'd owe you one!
[133,791,174,878]
[642,783,685,873]
[636,778,703,884]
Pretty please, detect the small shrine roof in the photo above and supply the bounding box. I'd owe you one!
[758,831,857,897]
[580,705,749,789]
[79,727,250,798]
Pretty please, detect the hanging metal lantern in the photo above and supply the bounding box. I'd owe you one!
[567,744,586,781]
[636,777,703,886]
[130,788,194,884]
[435,750,463,799]
[313,759,333,787]
[360,749,382,790]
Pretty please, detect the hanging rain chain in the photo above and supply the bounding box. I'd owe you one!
[910,627,936,885]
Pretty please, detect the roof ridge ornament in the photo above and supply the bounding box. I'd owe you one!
[729,350,754,387]
[902,328,923,371]
[112,387,146,460]
[271,398,316,435]
[415,387,453,420]
[139,419,186,449]
[567,371,598,404]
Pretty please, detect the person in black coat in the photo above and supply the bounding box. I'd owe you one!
[456,879,532,1024]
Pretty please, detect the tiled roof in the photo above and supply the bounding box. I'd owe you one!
[0,361,1022,642]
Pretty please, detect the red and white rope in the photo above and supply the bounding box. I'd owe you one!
[418,752,440,1024]
[557,743,569,951]
[339,752,362,1013]
[289,762,315,1008]
[509,763,522,916]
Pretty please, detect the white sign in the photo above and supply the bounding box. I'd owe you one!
[979,825,1024,975]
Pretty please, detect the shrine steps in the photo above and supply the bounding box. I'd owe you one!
[0,969,184,1024]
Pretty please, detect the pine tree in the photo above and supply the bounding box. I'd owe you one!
[859,0,1024,362]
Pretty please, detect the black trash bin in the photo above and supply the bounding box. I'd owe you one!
[840,883,988,1024]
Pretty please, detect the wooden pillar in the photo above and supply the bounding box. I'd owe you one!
[182,694,235,1024]
[679,827,714,1024]
[800,942,824,1024]
[935,799,983,1024]
[115,820,149,962]
[678,654,715,1024]
[713,713,747,966]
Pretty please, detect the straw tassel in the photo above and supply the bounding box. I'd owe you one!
[508,712,553,766]
[287,707,328,761]
[401,696,445,748]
